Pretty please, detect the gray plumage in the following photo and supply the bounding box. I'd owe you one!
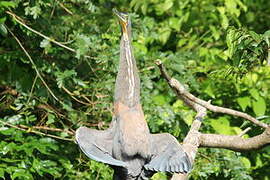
[76,9,192,179]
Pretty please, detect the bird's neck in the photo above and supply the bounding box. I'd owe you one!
[114,37,140,107]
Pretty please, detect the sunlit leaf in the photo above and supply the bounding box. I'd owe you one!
[241,157,251,169]
[249,88,259,100]
[237,96,251,111]
[252,96,266,117]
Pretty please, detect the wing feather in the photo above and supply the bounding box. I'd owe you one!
[144,133,192,173]
[76,126,126,167]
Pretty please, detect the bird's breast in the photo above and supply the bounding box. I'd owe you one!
[114,102,150,158]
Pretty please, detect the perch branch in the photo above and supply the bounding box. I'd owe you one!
[172,100,206,180]
[155,59,207,179]
[155,60,268,129]
[156,60,270,180]
[199,128,270,151]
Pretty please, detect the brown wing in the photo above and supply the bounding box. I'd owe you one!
[144,133,191,173]
[76,126,127,167]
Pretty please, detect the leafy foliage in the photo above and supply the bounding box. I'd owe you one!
[0,0,270,179]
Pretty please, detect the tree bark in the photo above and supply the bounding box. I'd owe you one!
[155,60,270,180]
[200,128,270,151]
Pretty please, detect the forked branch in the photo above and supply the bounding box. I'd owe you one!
[156,60,270,180]
[156,60,268,129]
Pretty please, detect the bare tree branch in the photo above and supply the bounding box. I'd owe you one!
[0,119,73,141]
[155,60,270,180]
[200,129,270,151]
[172,103,206,180]
[155,60,268,129]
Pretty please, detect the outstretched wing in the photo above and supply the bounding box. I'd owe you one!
[75,126,126,167]
[144,133,191,173]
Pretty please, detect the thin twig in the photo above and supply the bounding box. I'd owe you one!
[0,119,73,141]
[7,28,59,102]
[197,152,212,162]
[62,86,92,106]
[18,124,74,135]
[7,27,60,102]
[27,74,38,104]
[238,127,251,137]
[0,87,18,96]
[56,0,73,15]
[6,11,94,59]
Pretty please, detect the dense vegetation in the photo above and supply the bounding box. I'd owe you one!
[0,0,270,179]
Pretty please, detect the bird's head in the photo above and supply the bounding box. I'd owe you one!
[113,8,131,41]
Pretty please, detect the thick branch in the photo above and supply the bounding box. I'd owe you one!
[156,60,270,180]
[156,60,268,129]
[172,114,206,180]
[200,128,270,151]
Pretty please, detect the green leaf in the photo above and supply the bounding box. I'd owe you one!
[0,168,4,178]
[255,154,263,168]
[236,0,247,12]
[204,84,215,98]
[75,34,91,59]
[11,169,33,180]
[55,70,77,88]
[40,39,52,54]
[232,127,243,135]
[153,95,167,105]
[226,28,237,58]
[46,113,55,125]
[0,1,16,8]
[252,97,266,117]
[0,24,7,37]
[158,28,171,44]
[263,30,270,46]
[210,117,234,135]
[241,157,251,169]
[237,96,251,111]
[225,0,240,16]
[249,88,259,100]
[155,0,173,15]
[210,25,221,40]
[162,0,173,11]
[249,31,262,42]
[217,7,229,29]
[169,17,181,31]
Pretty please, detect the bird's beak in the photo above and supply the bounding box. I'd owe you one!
[113,8,129,39]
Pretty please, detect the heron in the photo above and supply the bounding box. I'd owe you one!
[75,9,191,179]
